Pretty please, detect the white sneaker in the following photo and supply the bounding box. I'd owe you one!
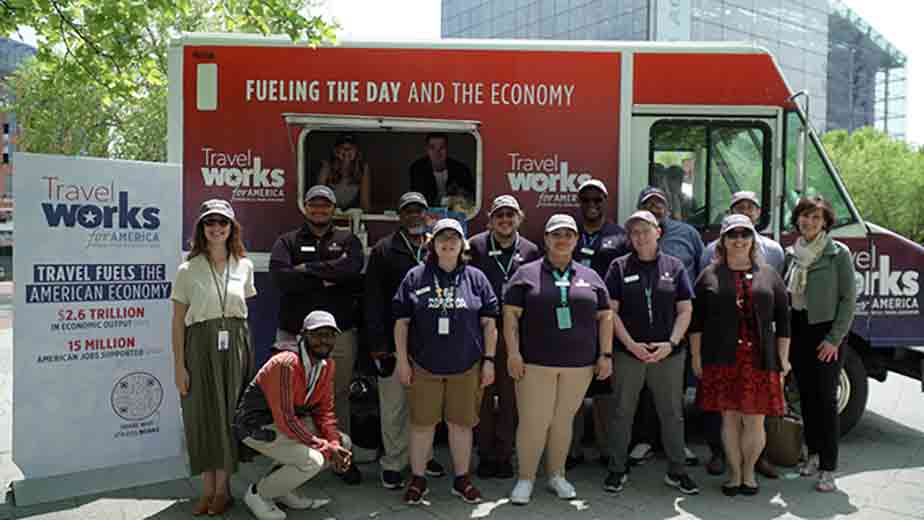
[244,485,287,520]
[628,443,653,465]
[276,489,330,510]
[510,479,534,505]
[800,454,820,477]
[547,475,577,499]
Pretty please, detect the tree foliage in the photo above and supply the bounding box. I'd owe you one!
[1,0,337,161]
[823,127,924,243]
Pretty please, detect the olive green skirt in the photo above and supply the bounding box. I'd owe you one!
[182,317,254,475]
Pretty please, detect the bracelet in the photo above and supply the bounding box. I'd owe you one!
[481,356,495,364]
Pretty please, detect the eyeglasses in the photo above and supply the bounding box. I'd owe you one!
[203,218,230,227]
[725,230,753,239]
[580,197,605,205]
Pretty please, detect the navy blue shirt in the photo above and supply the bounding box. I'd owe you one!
[468,231,541,312]
[393,262,499,375]
[504,258,610,367]
[605,251,693,356]
[574,222,629,278]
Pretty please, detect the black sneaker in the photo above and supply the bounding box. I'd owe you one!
[426,459,446,478]
[565,454,585,470]
[664,472,700,495]
[381,469,405,490]
[476,459,497,479]
[339,462,362,485]
[603,471,628,493]
[495,459,515,479]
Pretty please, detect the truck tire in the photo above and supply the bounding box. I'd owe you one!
[837,343,868,436]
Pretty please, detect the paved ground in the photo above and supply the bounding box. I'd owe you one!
[0,304,922,519]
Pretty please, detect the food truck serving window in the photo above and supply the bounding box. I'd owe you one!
[286,115,483,221]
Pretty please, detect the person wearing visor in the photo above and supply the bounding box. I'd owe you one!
[171,199,256,516]
[569,179,628,470]
[393,218,499,505]
[234,311,353,520]
[269,184,364,484]
[503,214,613,505]
[602,210,698,495]
[691,214,791,497]
[630,186,703,468]
[469,195,541,479]
[363,192,447,489]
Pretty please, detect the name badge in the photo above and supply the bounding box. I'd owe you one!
[555,280,570,287]
[556,307,573,330]
[574,279,590,288]
[580,247,595,256]
[300,245,316,253]
[580,259,592,267]
[217,330,229,352]
[624,275,640,283]
[745,273,753,280]
[488,250,502,257]
[438,317,450,335]
[415,286,431,296]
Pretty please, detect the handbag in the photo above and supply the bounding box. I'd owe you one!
[765,413,803,467]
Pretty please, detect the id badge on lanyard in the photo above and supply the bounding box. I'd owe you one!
[552,270,572,330]
[438,317,450,336]
[209,261,231,352]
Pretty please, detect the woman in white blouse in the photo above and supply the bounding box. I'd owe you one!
[171,199,257,516]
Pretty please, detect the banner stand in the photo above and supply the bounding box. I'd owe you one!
[10,456,187,507]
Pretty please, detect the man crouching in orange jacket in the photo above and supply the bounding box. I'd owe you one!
[233,311,353,520]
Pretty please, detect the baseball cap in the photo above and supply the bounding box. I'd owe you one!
[198,199,235,222]
[431,218,465,238]
[302,310,341,333]
[578,179,608,198]
[730,191,760,209]
[489,195,521,216]
[545,214,578,233]
[637,186,669,208]
[398,191,429,211]
[720,214,756,236]
[304,185,337,205]
[335,133,357,147]
[625,210,659,228]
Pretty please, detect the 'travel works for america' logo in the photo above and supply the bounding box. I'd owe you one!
[505,152,592,208]
[41,176,160,248]
[200,147,285,202]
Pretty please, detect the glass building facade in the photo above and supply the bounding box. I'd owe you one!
[442,0,907,137]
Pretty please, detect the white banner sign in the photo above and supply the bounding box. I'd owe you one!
[13,153,183,479]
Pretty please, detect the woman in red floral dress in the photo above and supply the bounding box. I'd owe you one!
[690,215,791,497]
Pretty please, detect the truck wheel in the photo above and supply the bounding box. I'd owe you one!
[837,343,868,436]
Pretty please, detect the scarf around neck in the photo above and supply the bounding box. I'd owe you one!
[786,231,828,309]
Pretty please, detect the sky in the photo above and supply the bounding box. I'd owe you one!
[318,0,924,145]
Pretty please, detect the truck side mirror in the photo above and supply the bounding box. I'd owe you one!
[789,91,810,195]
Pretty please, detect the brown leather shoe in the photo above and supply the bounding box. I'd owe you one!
[192,495,212,516]
[207,494,232,516]
[756,457,779,479]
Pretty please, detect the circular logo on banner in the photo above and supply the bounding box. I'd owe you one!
[111,372,163,421]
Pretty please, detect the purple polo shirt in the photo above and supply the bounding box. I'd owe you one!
[468,231,541,311]
[393,262,499,375]
[504,258,610,367]
[604,251,693,356]
[574,221,629,278]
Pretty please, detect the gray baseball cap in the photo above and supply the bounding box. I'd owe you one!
[545,214,578,233]
[720,214,756,236]
[198,199,235,222]
[489,194,521,216]
[432,218,465,238]
[398,191,429,211]
[304,185,337,205]
[730,190,760,209]
[625,210,659,229]
[302,310,341,333]
[578,179,608,198]
[637,186,669,208]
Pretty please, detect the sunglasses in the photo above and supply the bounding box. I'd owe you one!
[580,197,605,204]
[203,218,231,227]
[306,330,338,340]
[492,209,518,219]
[725,230,753,239]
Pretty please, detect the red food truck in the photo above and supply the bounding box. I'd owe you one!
[168,34,924,434]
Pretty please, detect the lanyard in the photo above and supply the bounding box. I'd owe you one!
[580,231,601,250]
[399,231,424,265]
[644,287,653,326]
[434,269,461,315]
[208,258,230,324]
[490,233,519,281]
[551,269,570,307]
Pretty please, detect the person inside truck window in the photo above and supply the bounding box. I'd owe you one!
[409,133,475,209]
[317,133,372,211]
[170,199,256,516]
[690,214,791,498]
[783,196,856,493]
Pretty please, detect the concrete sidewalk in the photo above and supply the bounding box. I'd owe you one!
[0,323,922,519]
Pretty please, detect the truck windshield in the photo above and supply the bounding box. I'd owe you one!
[782,111,857,230]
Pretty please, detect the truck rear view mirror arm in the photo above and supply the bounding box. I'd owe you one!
[789,90,810,194]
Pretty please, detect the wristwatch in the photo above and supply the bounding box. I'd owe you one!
[669,339,680,349]
[481,355,495,364]
[599,352,614,359]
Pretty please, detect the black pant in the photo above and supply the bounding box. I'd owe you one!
[790,310,841,472]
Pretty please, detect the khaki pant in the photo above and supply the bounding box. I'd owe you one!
[243,421,352,499]
[377,369,410,472]
[277,328,357,435]
[515,364,594,480]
